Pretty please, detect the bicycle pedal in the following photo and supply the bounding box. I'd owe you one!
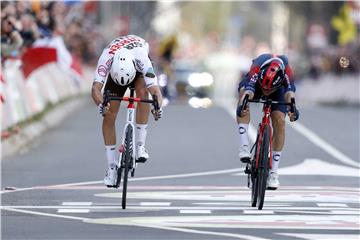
[267,187,278,190]
[240,157,251,164]
[136,157,147,163]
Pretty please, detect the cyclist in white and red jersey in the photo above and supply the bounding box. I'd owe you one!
[91,35,163,186]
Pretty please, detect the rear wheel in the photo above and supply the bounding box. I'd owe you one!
[257,125,270,210]
[122,126,133,209]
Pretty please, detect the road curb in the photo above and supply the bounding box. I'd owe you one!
[2,96,89,159]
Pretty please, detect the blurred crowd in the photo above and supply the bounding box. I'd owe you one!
[1,1,103,65]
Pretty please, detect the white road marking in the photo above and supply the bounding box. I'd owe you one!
[61,202,92,206]
[278,158,360,177]
[57,209,90,213]
[288,120,359,168]
[276,233,360,240]
[1,207,89,221]
[180,210,211,214]
[243,210,274,214]
[130,168,243,182]
[317,203,348,207]
[134,224,270,240]
[192,202,292,207]
[140,202,171,206]
[84,214,359,230]
[232,158,360,177]
[2,205,359,212]
[331,210,360,215]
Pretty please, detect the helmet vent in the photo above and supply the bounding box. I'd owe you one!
[121,77,124,85]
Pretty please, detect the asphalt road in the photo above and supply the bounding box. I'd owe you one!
[1,98,359,240]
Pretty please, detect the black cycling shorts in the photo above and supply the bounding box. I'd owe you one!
[104,72,143,97]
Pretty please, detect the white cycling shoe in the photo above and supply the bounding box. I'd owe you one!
[267,172,280,190]
[104,167,117,186]
[239,145,251,163]
[136,145,149,163]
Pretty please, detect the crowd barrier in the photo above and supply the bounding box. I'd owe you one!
[1,45,92,133]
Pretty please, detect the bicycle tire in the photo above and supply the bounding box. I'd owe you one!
[251,160,258,207]
[257,125,270,210]
[122,125,133,209]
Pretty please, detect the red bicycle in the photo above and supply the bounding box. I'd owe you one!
[238,95,296,210]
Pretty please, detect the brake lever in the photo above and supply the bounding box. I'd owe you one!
[237,94,249,117]
[102,90,111,117]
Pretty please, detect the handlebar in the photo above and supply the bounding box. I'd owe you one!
[102,90,160,116]
[236,94,297,117]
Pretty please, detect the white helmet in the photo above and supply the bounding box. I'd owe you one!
[110,49,136,86]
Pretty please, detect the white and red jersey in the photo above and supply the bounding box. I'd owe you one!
[94,35,158,88]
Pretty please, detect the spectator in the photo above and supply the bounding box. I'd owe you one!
[19,14,39,48]
[1,15,23,57]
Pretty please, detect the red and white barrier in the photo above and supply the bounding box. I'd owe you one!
[1,45,92,132]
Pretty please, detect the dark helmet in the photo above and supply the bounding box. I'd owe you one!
[258,57,285,93]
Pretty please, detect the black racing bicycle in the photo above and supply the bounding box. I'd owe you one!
[103,88,159,209]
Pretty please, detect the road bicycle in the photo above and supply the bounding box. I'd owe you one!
[103,88,160,209]
[237,95,296,210]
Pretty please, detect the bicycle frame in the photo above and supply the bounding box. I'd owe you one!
[254,102,273,170]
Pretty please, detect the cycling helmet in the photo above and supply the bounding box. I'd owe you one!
[110,49,136,86]
[258,57,285,93]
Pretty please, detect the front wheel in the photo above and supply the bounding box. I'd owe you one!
[251,161,258,207]
[257,125,270,210]
[122,125,133,209]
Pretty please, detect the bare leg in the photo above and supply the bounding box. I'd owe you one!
[271,111,286,151]
[102,101,120,145]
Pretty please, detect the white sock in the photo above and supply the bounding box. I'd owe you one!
[238,123,249,148]
[105,145,117,169]
[271,151,282,173]
[136,124,148,146]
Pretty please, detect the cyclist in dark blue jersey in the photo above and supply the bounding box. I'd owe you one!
[237,53,299,189]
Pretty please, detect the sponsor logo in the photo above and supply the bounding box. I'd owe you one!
[108,36,141,54]
[145,67,155,78]
[135,59,144,71]
[106,58,113,67]
[239,127,246,134]
[97,65,107,77]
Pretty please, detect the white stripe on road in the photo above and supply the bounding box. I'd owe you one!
[130,168,243,182]
[287,120,359,168]
[317,203,348,207]
[180,210,211,214]
[140,202,171,206]
[243,210,274,214]
[62,202,92,206]
[57,209,90,213]
[129,224,270,240]
[277,233,360,240]
[1,207,89,221]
